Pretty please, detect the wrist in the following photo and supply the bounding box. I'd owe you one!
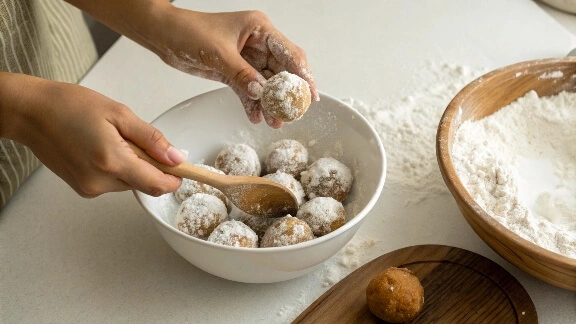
[151,7,204,60]
[65,0,175,56]
[0,73,38,141]
[128,1,176,55]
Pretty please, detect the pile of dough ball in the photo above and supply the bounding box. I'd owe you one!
[172,138,354,248]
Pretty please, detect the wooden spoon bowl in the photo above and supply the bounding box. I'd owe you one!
[437,57,576,291]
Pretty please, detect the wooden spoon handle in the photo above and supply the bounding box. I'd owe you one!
[127,142,226,188]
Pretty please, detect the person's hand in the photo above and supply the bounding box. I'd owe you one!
[0,73,186,198]
[155,9,319,128]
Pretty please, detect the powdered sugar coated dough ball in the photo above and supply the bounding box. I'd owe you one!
[300,157,354,202]
[261,71,312,122]
[296,197,346,236]
[175,164,231,211]
[260,215,314,248]
[263,171,306,206]
[265,139,308,178]
[207,220,258,248]
[215,144,261,176]
[175,193,228,239]
[233,209,276,240]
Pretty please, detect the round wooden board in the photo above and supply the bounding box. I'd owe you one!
[293,245,537,324]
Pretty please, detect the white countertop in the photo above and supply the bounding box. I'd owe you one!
[2,0,575,323]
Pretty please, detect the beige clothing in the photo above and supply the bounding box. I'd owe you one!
[0,0,97,208]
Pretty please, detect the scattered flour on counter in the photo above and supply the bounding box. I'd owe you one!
[276,291,309,320]
[275,236,379,323]
[319,237,379,287]
[344,62,486,204]
[452,90,576,259]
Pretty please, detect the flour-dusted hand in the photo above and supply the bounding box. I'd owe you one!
[0,73,186,198]
[63,1,318,127]
[155,9,319,128]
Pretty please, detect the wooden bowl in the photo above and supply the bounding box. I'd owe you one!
[437,57,576,291]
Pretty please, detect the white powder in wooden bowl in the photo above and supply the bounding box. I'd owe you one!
[452,90,576,259]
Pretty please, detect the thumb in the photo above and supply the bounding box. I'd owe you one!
[221,51,267,100]
[115,112,187,166]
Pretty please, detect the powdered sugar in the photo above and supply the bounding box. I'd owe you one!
[207,220,258,248]
[175,193,228,239]
[231,207,276,239]
[264,139,308,178]
[539,71,564,79]
[300,157,354,202]
[215,143,261,176]
[261,71,311,121]
[164,49,225,83]
[174,164,229,209]
[452,90,576,259]
[260,215,314,248]
[296,197,345,236]
[346,62,486,205]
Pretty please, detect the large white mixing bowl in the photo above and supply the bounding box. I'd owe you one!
[134,87,386,283]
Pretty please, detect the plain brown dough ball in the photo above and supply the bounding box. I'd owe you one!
[260,215,314,248]
[261,71,311,122]
[365,267,424,323]
[300,157,353,202]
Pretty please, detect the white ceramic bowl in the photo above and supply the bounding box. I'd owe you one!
[134,87,386,283]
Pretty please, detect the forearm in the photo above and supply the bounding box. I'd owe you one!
[0,72,46,142]
[64,0,175,56]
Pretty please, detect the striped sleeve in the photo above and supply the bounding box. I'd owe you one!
[0,0,97,208]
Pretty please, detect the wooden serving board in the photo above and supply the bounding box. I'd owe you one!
[293,245,537,324]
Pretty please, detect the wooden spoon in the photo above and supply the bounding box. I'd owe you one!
[128,142,298,217]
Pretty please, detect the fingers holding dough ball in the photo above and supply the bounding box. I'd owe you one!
[261,71,312,122]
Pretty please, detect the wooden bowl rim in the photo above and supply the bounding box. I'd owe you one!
[437,57,576,272]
